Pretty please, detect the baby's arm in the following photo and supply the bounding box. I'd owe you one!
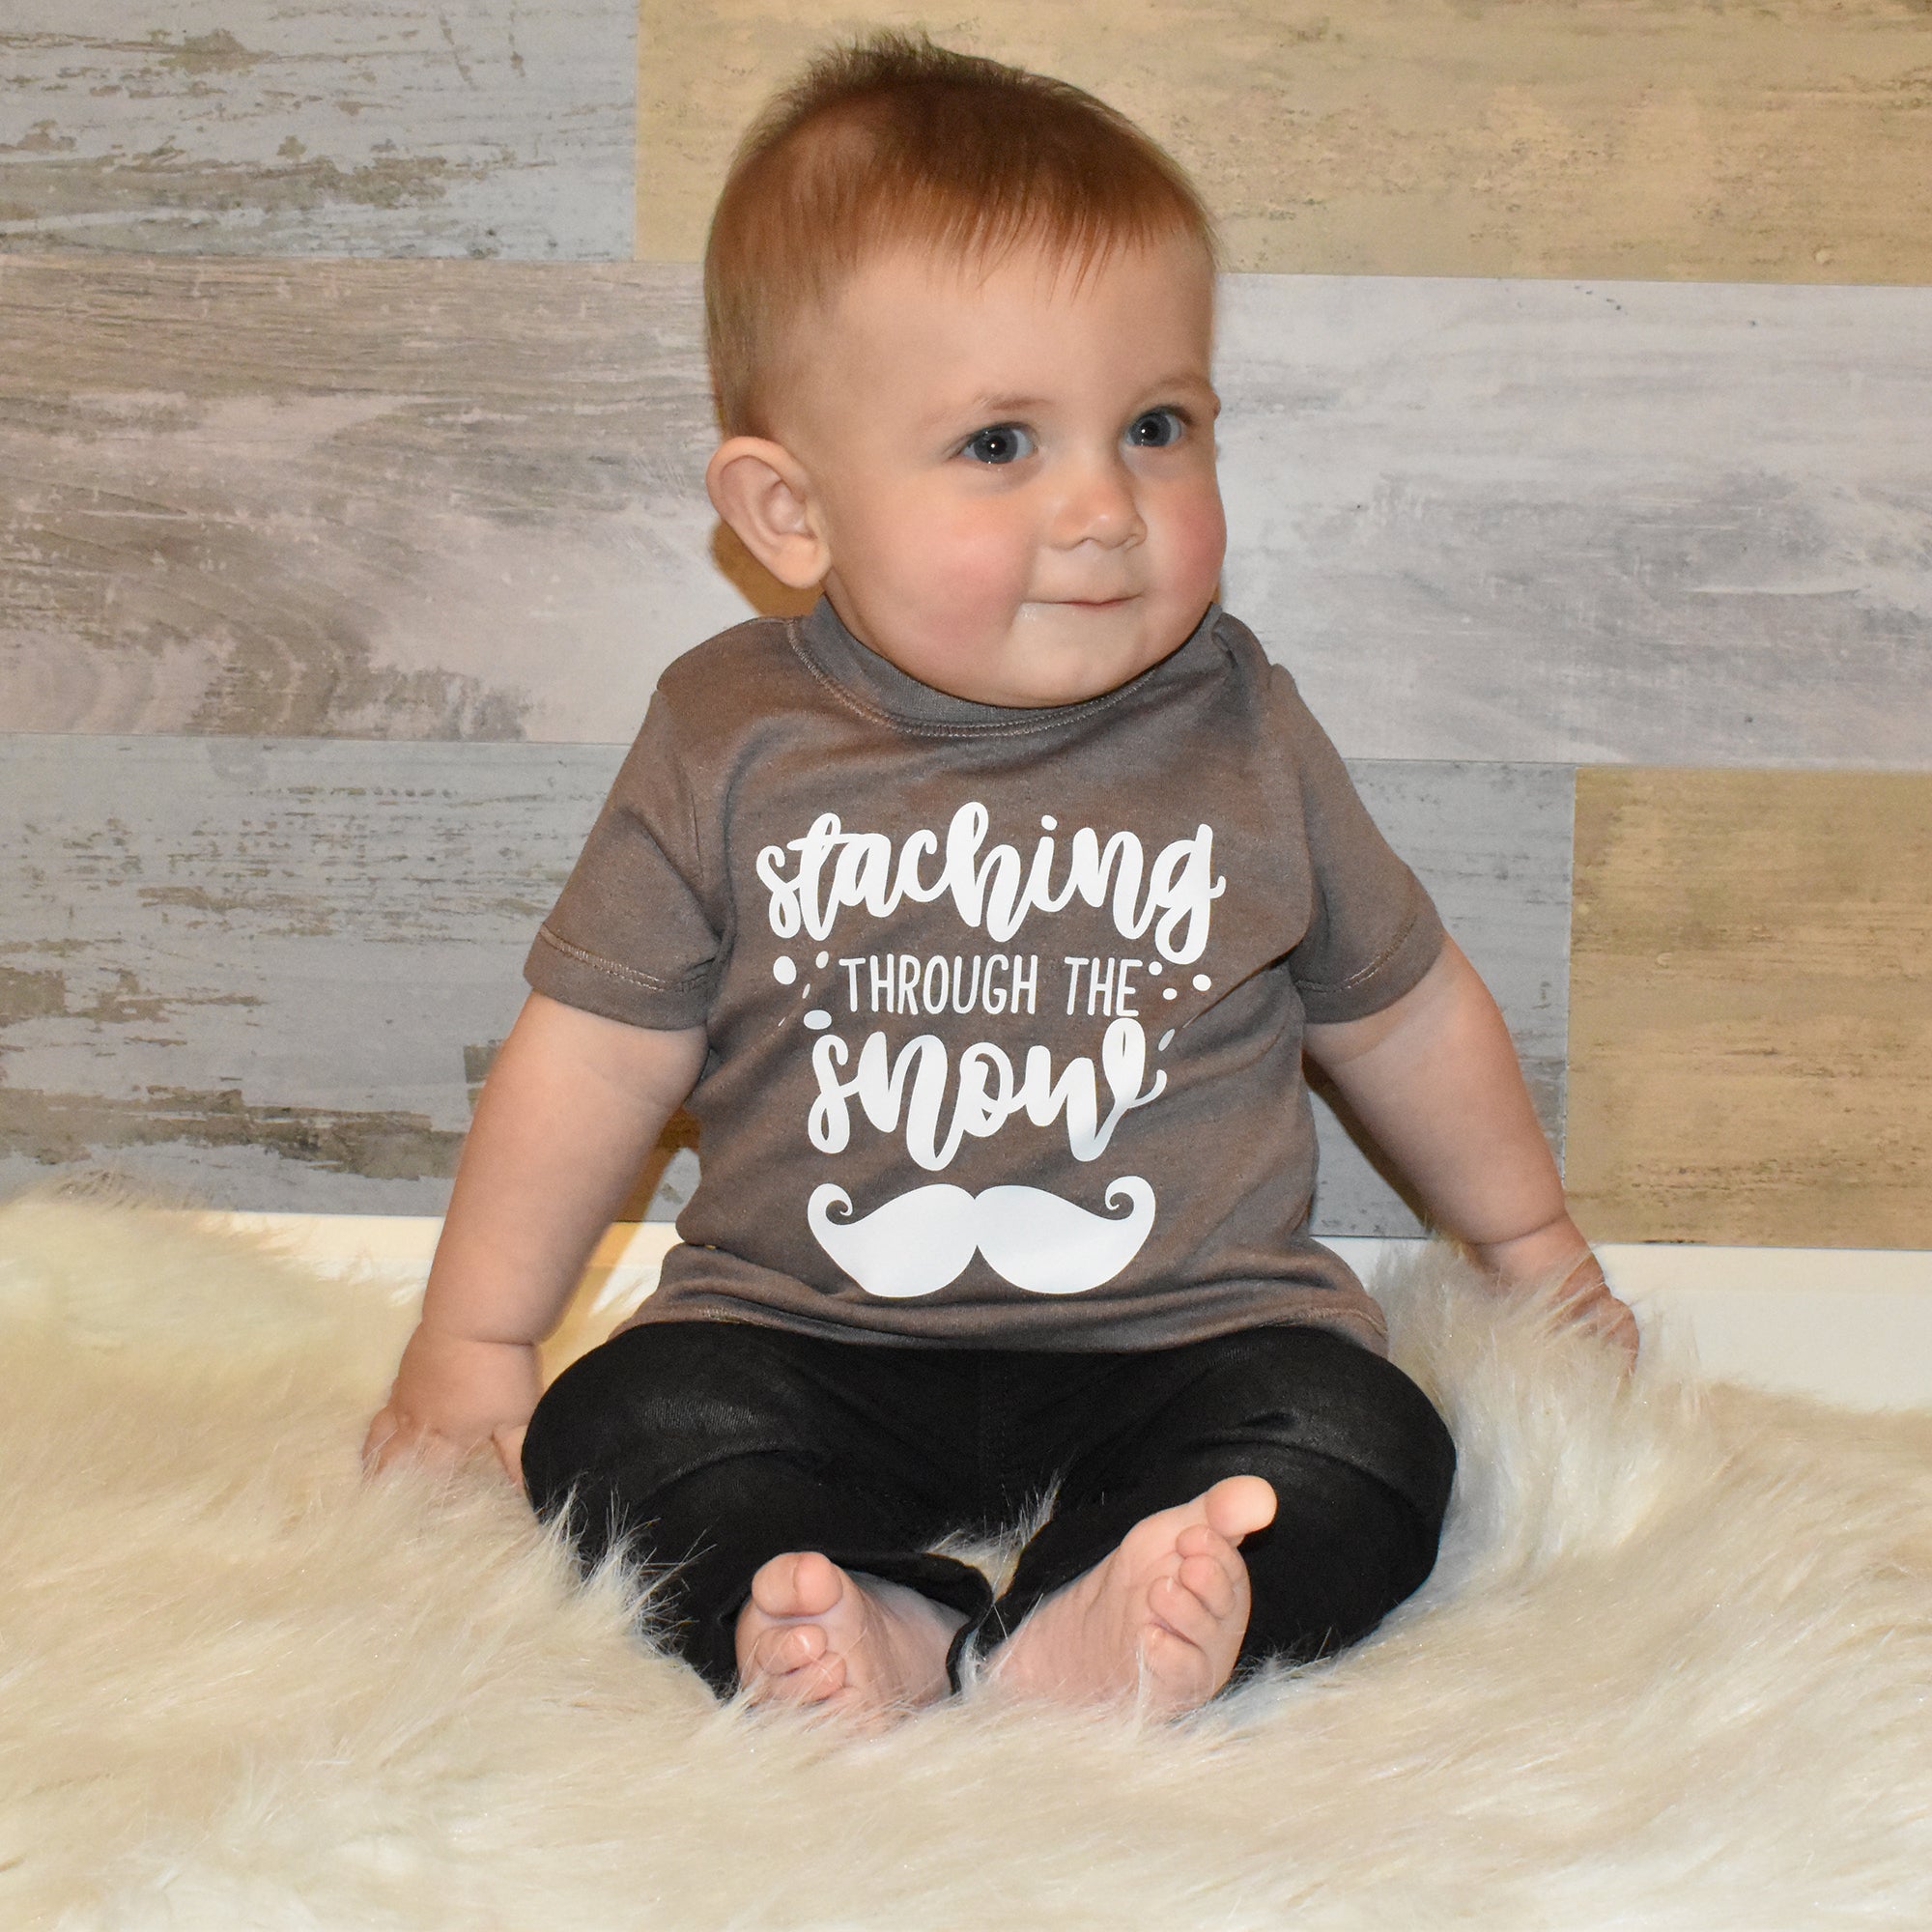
[362,991,706,1479]
[1304,937,1638,1362]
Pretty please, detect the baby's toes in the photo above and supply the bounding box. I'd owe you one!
[1148,1570,1221,1648]
[748,1553,799,1618]
[1141,1619,1213,1684]
[1175,1548,1238,1622]
[1174,1520,1235,1562]
[754,1620,827,1677]
[755,1632,846,1701]
[750,1549,840,1621]
[1204,1474,1277,1542]
[1176,1524,1246,1595]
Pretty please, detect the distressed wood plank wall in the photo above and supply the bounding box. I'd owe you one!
[0,1,636,258]
[0,258,714,741]
[0,735,1570,1232]
[1219,276,1931,767]
[0,737,596,1210]
[639,0,1932,284]
[6,259,1925,767]
[1570,770,1932,1249]
[1316,762,1575,1237]
[0,1,1926,1251]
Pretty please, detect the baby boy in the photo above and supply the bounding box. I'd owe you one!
[365,34,1636,1725]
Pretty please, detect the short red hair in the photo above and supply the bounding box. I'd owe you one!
[703,32,1217,438]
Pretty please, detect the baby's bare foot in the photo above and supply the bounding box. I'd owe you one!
[988,1475,1277,1717]
[734,1550,963,1727]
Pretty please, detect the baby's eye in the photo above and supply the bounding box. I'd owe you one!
[960,424,1036,465]
[1126,409,1184,448]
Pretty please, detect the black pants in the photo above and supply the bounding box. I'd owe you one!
[521,1318,1457,1698]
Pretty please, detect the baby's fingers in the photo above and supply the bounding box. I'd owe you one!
[1597,1295,1641,1370]
[361,1406,464,1478]
[360,1404,401,1473]
[493,1421,528,1492]
[1555,1267,1640,1370]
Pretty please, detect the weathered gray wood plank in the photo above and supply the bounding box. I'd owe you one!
[0,734,618,1210]
[1311,759,1574,1238]
[0,258,720,740]
[1218,274,1932,768]
[0,1,633,258]
[4,258,1926,765]
[0,735,1569,1233]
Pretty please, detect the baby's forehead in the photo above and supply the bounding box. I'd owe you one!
[760,223,1216,444]
[806,226,1214,339]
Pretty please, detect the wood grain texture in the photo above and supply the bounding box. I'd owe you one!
[1217,274,1932,767]
[0,0,633,257]
[1312,760,1575,1238]
[637,0,1932,285]
[1568,768,1932,1248]
[0,734,617,1212]
[0,736,1569,1233]
[6,258,1927,767]
[0,257,726,741]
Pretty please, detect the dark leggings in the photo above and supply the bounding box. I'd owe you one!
[521,1318,1457,1697]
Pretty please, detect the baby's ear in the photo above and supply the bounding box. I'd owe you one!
[705,437,830,591]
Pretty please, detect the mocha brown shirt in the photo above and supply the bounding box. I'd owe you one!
[526,600,1443,1354]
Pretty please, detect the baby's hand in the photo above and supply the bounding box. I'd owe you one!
[1473,1221,1639,1370]
[361,1323,542,1486]
[1551,1252,1640,1369]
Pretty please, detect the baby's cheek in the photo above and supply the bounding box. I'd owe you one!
[1167,488,1228,595]
[924,522,1036,633]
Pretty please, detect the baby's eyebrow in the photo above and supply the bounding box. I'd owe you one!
[1138,372,1220,405]
[956,392,1050,419]
[938,376,1214,428]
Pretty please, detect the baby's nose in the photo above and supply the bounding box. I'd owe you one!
[1052,456,1146,549]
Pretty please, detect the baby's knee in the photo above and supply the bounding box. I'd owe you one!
[1205,1325,1457,1527]
[522,1321,792,1518]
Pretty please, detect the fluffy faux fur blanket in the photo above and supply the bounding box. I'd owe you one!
[3,1189,1930,1930]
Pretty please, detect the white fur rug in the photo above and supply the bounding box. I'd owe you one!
[4,1189,1931,1930]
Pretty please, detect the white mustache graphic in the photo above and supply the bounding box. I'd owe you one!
[807,1178,1156,1299]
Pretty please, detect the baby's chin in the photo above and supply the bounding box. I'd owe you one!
[860,600,1199,708]
[994,600,1195,703]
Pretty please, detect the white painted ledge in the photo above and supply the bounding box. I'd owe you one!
[1335,1238,1932,1414]
[208,1213,1932,1415]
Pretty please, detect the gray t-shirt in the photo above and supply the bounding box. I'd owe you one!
[526,599,1443,1354]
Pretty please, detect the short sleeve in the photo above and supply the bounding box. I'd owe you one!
[1273,668,1445,1023]
[524,693,723,1030]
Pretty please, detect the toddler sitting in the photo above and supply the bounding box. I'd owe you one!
[365,33,1635,1725]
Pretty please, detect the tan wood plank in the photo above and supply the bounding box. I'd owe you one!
[1567,768,1932,1248]
[0,0,633,257]
[638,0,1932,285]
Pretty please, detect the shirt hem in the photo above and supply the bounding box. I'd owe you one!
[613,1283,1390,1359]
